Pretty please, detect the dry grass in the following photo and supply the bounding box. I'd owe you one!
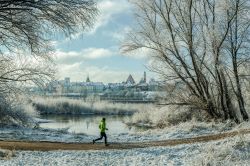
[32,97,150,115]
[185,133,250,166]
[127,105,210,128]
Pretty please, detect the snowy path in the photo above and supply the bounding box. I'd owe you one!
[0,128,249,151]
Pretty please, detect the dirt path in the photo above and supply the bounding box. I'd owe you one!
[0,129,249,151]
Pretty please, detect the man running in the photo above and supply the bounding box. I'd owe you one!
[93,118,108,146]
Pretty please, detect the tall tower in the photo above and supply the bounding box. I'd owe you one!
[86,75,90,82]
[144,71,146,83]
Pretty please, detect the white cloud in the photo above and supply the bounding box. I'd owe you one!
[103,26,132,42]
[55,48,114,64]
[59,0,132,44]
[121,47,153,59]
[89,0,131,34]
[84,48,113,59]
[53,46,155,83]
[45,0,156,83]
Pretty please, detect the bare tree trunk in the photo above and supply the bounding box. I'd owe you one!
[221,70,239,123]
[216,68,228,119]
[234,64,249,121]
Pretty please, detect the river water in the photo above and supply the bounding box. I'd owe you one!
[39,114,141,136]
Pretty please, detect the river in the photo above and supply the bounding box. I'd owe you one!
[39,114,142,136]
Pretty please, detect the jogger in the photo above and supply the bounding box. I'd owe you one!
[93,118,108,146]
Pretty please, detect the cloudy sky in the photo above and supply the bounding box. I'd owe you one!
[53,0,156,84]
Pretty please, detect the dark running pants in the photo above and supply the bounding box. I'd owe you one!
[94,132,107,144]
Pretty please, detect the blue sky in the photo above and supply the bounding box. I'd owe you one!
[53,0,156,83]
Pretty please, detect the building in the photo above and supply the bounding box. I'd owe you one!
[126,74,135,84]
[37,72,163,101]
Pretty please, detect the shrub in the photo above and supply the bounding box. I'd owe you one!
[128,105,210,128]
[0,95,37,127]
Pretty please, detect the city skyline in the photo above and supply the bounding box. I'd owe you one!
[55,71,155,85]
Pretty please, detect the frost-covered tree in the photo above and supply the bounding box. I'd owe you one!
[122,0,250,122]
[0,0,97,125]
[0,0,97,94]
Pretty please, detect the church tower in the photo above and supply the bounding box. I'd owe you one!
[86,75,90,82]
[144,71,146,83]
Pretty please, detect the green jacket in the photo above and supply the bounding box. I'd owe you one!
[99,120,106,133]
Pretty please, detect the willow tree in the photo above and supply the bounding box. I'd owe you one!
[122,0,250,122]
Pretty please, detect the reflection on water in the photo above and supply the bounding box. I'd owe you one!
[39,114,140,136]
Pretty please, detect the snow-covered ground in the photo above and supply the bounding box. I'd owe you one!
[0,133,250,166]
[0,121,250,165]
[0,120,239,143]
